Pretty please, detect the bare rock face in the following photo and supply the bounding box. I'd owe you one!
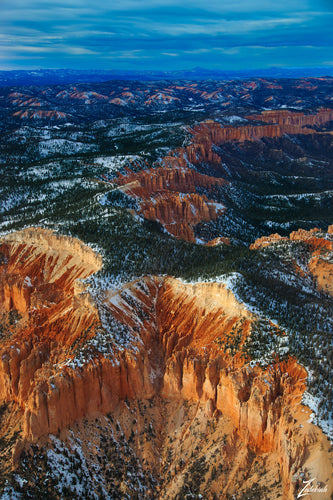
[251,226,333,296]
[190,122,314,147]
[247,108,333,127]
[0,228,102,314]
[205,237,231,246]
[289,227,321,241]
[250,233,288,250]
[184,108,333,168]
[114,165,226,242]
[0,232,162,443]
[1,229,332,499]
[0,229,105,440]
[102,277,333,498]
[107,109,333,246]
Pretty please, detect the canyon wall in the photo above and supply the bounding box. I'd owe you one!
[114,165,226,241]
[0,234,162,442]
[1,229,332,498]
[0,228,103,438]
[109,109,333,244]
[190,122,314,147]
[0,230,313,449]
[247,108,333,127]
[184,108,333,165]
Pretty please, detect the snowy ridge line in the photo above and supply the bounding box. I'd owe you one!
[302,391,333,442]
[264,190,333,200]
[0,224,104,259]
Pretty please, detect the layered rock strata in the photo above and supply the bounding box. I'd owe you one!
[247,108,333,127]
[0,228,332,498]
[185,109,333,164]
[109,109,333,244]
[114,165,227,241]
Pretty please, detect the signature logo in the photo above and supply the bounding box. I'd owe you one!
[297,478,328,498]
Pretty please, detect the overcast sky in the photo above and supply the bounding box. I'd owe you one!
[1,0,333,71]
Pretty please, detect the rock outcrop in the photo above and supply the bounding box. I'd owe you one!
[250,226,333,296]
[188,108,333,150]
[250,233,288,249]
[190,122,314,146]
[247,108,333,127]
[107,108,333,245]
[114,165,226,241]
[101,276,333,498]
[205,236,231,246]
[0,228,103,437]
[1,229,332,499]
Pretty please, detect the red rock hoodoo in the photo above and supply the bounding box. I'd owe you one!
[114,165,227,241]
[1,228,332,499]
[247,108,333,127]
[108,109,333,244]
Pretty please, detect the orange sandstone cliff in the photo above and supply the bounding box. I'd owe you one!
[0,228,332,499]
[247,108,333,127]
[184,108,333,164]
[113,164,227,241]
[107,109,333,244]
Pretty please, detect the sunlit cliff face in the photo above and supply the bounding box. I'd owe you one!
[0,228,332,499]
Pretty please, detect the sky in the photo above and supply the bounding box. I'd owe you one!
[1,0,333,71]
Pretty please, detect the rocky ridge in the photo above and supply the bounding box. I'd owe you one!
[250,225,333,296]
[2,78,333,125]
[188,108,333,152]
[108,108,333,243]
[0,228,332,499]
[113,164,227,241]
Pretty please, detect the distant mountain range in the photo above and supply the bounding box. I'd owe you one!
[1,66,333,87]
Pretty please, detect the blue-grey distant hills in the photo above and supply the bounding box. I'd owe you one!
[1,66,333,87]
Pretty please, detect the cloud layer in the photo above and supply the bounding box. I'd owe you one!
[1,0,332,70]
